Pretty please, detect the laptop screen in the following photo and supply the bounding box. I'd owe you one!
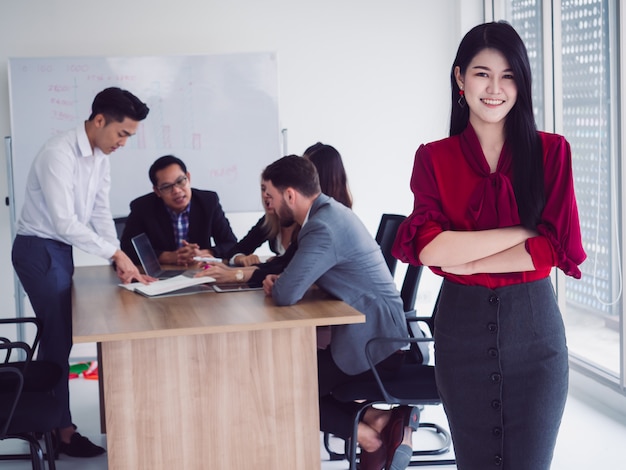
[131,233,162,277]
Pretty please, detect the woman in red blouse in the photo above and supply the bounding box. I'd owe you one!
[392,21,585,470]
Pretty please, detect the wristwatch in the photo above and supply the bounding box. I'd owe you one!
[235,269,244,282]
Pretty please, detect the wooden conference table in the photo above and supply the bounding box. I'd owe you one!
[71,266,364,469]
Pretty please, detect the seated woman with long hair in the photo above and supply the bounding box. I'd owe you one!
[201,142,352,285]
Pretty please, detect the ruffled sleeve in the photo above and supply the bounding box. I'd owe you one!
[392,143,450,265]
[531,133,586,278]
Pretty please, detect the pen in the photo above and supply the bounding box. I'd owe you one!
[193,256,223,263]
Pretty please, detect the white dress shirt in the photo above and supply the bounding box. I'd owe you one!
[16,124,119,259]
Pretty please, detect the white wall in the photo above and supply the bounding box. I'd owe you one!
[0,0,484,319]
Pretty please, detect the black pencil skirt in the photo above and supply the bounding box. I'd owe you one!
[434,277,568,470]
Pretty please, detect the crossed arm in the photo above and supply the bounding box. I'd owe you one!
[419,226,537,275]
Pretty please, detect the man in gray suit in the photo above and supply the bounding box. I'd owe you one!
[261,155,417,470]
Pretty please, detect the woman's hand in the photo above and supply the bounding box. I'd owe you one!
[441,242,535,275]
[233,254,261,267]
[441,262,475,275]
[195,262,237,282]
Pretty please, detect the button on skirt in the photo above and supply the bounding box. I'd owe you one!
[434,277,568,470]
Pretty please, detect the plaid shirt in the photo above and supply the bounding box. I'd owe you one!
[166,202,191,248]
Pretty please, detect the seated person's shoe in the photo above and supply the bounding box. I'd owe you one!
[58,432,106,458]
[358,443,387,470]
[382,406,420,470]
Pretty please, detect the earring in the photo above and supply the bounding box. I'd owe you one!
[457,89,466,108]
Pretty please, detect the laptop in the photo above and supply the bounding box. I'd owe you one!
[131,233,193,279]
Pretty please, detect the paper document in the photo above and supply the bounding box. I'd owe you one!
[119,274,216,297]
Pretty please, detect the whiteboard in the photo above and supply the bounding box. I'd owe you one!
[7,53,281,217]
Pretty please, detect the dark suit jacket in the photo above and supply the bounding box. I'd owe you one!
[120,188,237,264]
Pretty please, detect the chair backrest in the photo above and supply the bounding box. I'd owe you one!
[374,213,423,312]
[114,216,129,240]
[375,214,406,276]
[401,264,430,365]
[400,264,422,313]
[374,213,429,363]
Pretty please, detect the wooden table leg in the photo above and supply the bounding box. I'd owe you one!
[97,341,106,434]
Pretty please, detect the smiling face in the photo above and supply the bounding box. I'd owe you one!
[90,114,139,155]
[455,48,518,131]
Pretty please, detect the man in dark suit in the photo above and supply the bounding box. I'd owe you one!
[120,155,237,266]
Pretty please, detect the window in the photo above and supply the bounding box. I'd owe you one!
[503,0,623,387]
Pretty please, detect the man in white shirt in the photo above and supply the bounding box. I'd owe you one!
[11,87,152,457]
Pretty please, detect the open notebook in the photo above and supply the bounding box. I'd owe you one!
[119,274,216,298]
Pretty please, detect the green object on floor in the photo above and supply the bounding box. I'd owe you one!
[69,362,91,375]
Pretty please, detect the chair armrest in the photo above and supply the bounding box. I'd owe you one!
[405,310,434,328]
[0,341,33,364]
[0,317,42,353]
[365,335,435,404]
[405,312,432,323]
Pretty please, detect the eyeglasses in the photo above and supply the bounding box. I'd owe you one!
[157,175,188,194]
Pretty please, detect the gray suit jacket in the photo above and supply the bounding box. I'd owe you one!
[272,194,408,375]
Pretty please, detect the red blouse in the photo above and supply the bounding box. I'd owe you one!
[392,125,586,289]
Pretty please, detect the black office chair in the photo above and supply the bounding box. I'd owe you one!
[374,213,407,276]
[113,216,129,240]
[0,317,62,470]
[323,213,455,468]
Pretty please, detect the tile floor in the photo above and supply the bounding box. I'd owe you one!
[2,370,626,469]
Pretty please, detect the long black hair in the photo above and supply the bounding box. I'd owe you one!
[450,21,544,228]
[303,142,353,209]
